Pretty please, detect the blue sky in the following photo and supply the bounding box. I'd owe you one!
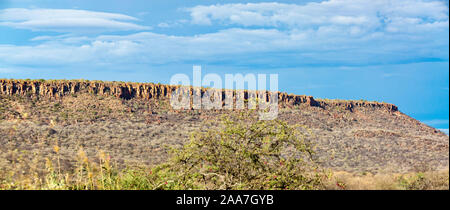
[0,0,449,132]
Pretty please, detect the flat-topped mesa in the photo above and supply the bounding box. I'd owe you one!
[0,79,398,112]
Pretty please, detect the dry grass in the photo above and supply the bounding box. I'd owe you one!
[1,145,447,190]
[325,169,449,190]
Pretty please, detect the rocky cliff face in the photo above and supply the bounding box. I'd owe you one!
[316,100,398,112]
[0,79,398,112]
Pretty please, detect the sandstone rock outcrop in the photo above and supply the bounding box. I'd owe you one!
[0,79,398,112]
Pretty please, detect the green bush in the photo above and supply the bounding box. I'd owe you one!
[398,173,431,190]
[151,111,325,190]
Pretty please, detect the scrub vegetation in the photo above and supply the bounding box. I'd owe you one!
[0,80,448,190]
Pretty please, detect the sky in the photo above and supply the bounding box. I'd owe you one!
[0,0,449,133]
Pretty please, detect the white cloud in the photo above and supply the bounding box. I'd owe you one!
[0,29,293,65]
[438,128,449,135]
[0,24,446,67]
[29,34,92,44]
[156,19,188,28]
[0,67,14,73]
[423,119,449,126]
[157,22,170,28]
[0,1,448,67]
[187,0,448,32]
[0,8,150,33]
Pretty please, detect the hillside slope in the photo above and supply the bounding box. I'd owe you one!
[0,79,448,174]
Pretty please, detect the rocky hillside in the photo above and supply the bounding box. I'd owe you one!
[0,79,448,174]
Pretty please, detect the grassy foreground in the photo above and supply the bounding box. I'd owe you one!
[1,111,448,190]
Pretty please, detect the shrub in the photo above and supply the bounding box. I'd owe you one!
[151,111,326,190]
[396,172,449,190]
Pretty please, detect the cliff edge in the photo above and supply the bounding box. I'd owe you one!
[0,79,398,112]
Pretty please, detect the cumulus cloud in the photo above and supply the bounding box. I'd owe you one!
[0,8,150,33]
[187,0,448,30]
